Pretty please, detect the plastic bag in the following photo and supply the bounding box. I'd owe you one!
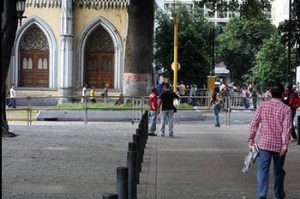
[242,144,259,173]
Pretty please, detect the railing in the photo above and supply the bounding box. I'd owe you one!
[5,94,264,125]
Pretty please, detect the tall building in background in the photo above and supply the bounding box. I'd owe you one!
[271,0,291,27]
[163,0,272,26]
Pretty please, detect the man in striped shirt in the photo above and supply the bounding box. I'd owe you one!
[248,83,292,199]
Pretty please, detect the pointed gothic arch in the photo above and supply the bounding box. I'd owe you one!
[14,16,57,88]
[77,17,124,90]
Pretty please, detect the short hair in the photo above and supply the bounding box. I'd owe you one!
[271,83,284,98]
[151,87,157,93]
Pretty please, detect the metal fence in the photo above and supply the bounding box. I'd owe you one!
[5,94,264,126]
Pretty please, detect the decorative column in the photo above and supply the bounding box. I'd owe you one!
[59,0,73,102]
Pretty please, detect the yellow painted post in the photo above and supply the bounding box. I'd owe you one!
[207,76,216,92]
[173,13,179,92]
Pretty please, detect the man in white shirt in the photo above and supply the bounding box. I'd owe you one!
[9,84,16,108]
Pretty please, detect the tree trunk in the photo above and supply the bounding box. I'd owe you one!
[1,0,18,137]
[123,0,154,96]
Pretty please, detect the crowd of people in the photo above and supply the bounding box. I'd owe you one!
[148,81,298,199]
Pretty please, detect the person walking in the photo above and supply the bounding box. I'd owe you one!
[103,83,109,103]
[248,83,292,199]
[81,84,87,103]
[9,84,17,108]
[148,87,159,136]
[90,86,96,103]
[159,83,179,137]
[283,82,300,141]
[241,85,250,109]
[209,87,222,127]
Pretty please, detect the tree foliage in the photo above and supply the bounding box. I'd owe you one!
[215,16,276,85]
[251,34,286,89]
[278,0,300,61]
[154,5,211,86]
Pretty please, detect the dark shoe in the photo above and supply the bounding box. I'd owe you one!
[257,197,266,199]
[148,133,157,136]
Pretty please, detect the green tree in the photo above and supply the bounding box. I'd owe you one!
[251,34,286,89]
[215,16,276,85]
[154,5,211,86]
[278,0,300,64]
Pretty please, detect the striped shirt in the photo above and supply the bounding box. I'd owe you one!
[249,98,292,152]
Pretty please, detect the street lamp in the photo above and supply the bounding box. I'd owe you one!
[16,0,27,26]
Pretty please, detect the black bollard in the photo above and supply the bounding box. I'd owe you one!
[128,151,137,199]
[128,140,139,184]
[297,115,300,145]
[136,128,145,161]
[133,134,141,173]
[116,167,128,199]
[103,193,118,199]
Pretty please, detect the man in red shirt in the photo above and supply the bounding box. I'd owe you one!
[248,83,292,199]
[148,87,159,136]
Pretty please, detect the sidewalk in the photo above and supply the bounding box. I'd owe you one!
[2,122,300,199]
[141,123,300,199]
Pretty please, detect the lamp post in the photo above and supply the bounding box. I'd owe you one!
[287,0,292,82]
[173,0,179,92]
[16,0,27,26]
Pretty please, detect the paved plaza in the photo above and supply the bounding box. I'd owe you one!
[2,121,300,199]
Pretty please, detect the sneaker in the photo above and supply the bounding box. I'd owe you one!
[169,134,174,137]
[160,134,165,137]
[148,133,157,136]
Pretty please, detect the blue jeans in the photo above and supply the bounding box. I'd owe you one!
[212,103,220,125]
[160,110,174,136]
[257,149,286,199]
[148,110,158,133]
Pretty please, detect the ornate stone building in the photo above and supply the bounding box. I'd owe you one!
[7,0,130,99]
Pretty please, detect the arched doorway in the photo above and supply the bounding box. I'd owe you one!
[19,24,49,87]
[84,25,114,88]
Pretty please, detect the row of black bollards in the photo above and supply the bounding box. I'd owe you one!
[103,111,149,199]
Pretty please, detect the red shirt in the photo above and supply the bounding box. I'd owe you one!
[148,92,158,111]
[249,98,292,152]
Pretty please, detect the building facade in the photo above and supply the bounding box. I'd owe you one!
[7,0,130,99]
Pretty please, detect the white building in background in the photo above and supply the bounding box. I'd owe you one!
[271,0,292,27]
[163,0,273,26]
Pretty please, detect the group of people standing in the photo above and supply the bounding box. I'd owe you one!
[148,83,179,137]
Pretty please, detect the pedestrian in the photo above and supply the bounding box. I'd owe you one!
[159,83,179,137]
[9,84,17,108]
[241,85,250,109]
[251,83,258,109]
[90,86,96,103]
[283,82,300,141]
[81,84,87,103]
[209,86,222,127]
[148,87,159,136]
[248,83,292,199]
[103,83,109,103]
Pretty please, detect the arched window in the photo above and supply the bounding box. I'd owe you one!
[84,25,114,88]
[19,24,49,87]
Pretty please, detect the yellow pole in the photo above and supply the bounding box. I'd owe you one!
[173,13,178,92]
